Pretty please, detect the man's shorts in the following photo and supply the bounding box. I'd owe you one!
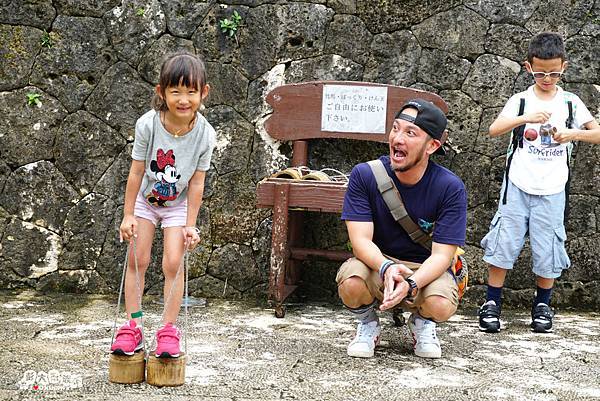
[480,179,570,279]
[335,256,459,313]
[134,193,187,228]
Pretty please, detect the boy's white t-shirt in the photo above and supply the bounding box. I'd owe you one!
[132,109,216,207]
[501,85,593,195]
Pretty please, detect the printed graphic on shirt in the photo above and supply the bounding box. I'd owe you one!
[147,148,180,207]
[418,218,434,234]
[522,123,565,162]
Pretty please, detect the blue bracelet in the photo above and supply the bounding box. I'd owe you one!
[379,260,394,280]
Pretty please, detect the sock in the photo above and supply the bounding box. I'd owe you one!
[486,284,503,306]
[534,286,553,306]
[347,300,378,324]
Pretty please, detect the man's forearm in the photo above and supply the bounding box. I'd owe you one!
[409,252,453,289]
[351,238,389,274]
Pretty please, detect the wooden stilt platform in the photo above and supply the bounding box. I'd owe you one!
[108,351,145,384]
[146,352,186,387]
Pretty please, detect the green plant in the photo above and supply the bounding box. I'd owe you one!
[26,93,42,107]
[219,10,242,38]
[41,30,54,48]
[135,7,145,16]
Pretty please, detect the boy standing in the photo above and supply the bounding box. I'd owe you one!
[478,32,600,333]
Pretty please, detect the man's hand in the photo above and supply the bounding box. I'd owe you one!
[380,264,412,311]
[119,215,137,243]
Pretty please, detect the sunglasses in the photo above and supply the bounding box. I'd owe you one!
[525,62,563,79]
[531,70,563,79]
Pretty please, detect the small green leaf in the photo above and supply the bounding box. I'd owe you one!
[41,30,53,48]
[26,93,42,107]
[136,7,145,16]
[218,10,242,40]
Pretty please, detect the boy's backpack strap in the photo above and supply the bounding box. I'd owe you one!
[566,100,574,129]
[367,160,432,250]
[502,97,526,204]
[516,97,526,149]
[564,99,575,222]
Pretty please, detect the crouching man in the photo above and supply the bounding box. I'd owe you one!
[337,99,467,358]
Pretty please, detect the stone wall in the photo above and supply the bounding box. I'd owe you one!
[1,0,599,308]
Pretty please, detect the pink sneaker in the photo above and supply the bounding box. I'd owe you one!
[155,323,181,358]
[111,320,143,355]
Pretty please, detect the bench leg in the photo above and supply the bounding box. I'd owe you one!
[269,184,290,317]
[287,210,304,286]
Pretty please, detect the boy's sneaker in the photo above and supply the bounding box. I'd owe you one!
[111,320,143,356]
[408,313,441,359]
[478,300,501,333]
[347,320,381,358]
[531,303,554,333]
[155,323,181,358]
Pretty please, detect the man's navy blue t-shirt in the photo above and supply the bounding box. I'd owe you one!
[341,156,467,263]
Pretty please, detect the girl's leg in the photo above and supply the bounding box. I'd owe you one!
[161,226,186,325]
[124,218,155,323]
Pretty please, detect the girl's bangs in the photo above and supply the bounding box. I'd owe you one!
[162,56,205,89]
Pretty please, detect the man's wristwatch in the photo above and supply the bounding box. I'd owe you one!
[405,277,418,298]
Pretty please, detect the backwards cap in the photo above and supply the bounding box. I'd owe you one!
[395,98,448,155]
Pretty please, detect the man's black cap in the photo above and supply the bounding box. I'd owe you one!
[395,98,448,155]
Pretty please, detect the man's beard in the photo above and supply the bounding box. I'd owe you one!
[390,142,427,172]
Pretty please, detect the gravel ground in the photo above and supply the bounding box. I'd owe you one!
[1,291,599,400]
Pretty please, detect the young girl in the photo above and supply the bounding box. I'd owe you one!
[111,52,215,358]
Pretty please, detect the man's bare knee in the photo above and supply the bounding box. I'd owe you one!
[419,295,456,322]
[338,276,373,308]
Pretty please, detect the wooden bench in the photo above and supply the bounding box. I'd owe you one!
[256,81,448,317]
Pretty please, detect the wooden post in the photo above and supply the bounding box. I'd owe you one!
[291,140,308,167]
[146,353,187,387]
[108,352,145,384]
[269,183,290,317]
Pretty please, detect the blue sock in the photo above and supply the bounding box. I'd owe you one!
[486,285,503,306]
[534,286,553,306]
[347,300,378,324]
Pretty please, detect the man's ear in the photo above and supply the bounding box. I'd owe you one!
[561,61,568,72]
[201,83,210,100]
[439,130,448,146]
[427,130,447,155]
[524,61,532,73]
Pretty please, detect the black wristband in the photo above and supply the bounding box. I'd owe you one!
[406,277,418,298]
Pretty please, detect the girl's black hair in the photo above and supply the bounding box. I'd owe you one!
[527,32,567,63]
[152,51,208,111]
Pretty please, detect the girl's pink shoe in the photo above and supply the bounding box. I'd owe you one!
[155,323,181,358]
[110,320,143,355]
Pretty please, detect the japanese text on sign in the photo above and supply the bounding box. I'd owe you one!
[321,85,388,133]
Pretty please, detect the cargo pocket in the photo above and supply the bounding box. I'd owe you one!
[552,226,570,273]
[481,213,502,257]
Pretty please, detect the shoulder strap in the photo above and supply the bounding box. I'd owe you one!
[516,97,526,148]
[367,160,432,250]
[502,97,526,204]
[566,100,574,129]
[564,100,574,223]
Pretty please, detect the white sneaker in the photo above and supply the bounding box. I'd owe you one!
[408,313,441,358]
[347,320,381,358]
